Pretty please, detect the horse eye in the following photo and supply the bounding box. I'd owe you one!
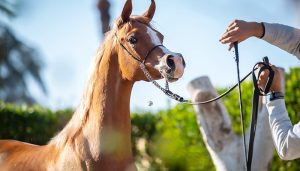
[128,36,138,44]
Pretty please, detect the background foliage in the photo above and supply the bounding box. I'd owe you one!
[0,0,46,104]
[0,102,72,145]
[1,67,300,170]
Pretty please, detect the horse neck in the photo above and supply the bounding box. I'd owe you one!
[86,47,134,159]
[51,36,134,161]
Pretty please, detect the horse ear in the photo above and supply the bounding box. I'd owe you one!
[142,0,156,21]
[121,0,132,23]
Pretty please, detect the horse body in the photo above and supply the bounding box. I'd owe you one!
[0,33,135,171]
[0,141,57,170]
[0,0,185,170]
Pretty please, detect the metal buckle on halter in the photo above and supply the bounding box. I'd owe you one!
[165,90,184,102]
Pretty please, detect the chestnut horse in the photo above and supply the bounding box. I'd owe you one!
[0,0,185,170]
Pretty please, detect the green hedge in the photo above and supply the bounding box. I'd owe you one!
[131,105,213,170]
[1,67,300,170]
[0,102,72,145]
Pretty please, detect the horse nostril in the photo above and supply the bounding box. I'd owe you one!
[166,55,175,70]
[176,53,186,68]
[182,58,186,68]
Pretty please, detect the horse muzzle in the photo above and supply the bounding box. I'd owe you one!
[158,53,186,82]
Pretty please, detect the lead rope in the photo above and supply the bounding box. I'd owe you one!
[141,41,272,171]
[233,43,274,171]
[139,41,274,171]
[247,57,274,171]
[139,53,259,105]
[233,42,248,170]
[140,63,186,101]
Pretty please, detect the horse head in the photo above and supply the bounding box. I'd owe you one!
[114,0,186,83]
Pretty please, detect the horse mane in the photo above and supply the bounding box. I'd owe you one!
[49,16,154,149]
[49,29,116,148]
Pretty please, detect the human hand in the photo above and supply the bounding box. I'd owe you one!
[257,64,283,93]
[220,20,264,50]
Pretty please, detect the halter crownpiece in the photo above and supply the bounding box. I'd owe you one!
[114,32,164,64]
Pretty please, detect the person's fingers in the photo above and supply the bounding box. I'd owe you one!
[220,28,238,41]
[270,65,278,72]
[256,63,274,70]
[257,79,266,89]
[255,63,283,92]
[269,65,283,92]
[258,76,268,89]
[258,69,267,87]
[220,20,239,42]
[228,43,234,51]
[227,22,238,33]
[256,63,263,69]
[227,20,240,31]
[220,36,238,44]
[261,70,270,77]
[226,20,236,30]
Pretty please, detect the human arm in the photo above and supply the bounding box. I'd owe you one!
[262,22,300,59]
[220,20,300,59]
[258,65,300,160]
[267,99,300,160]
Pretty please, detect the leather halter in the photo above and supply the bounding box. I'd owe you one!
[114,33,164,64]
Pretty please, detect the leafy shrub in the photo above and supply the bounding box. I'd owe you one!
[132,105,214,171]
[0,102,72,145]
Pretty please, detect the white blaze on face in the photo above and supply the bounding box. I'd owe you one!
[147,26,161,45]
[147,26,184,79]
[146,26,176,56]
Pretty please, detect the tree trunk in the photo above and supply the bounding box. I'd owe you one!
[187,69,285,171]
[97,0,111,35]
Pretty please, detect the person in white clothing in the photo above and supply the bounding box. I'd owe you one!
[220,20,300,160]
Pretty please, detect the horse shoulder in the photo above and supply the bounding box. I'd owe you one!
[0,140,59,171]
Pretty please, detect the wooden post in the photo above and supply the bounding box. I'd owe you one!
[187,70,285,171]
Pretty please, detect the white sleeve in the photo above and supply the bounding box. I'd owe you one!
[262,22,300,59]
[267,99,300,160]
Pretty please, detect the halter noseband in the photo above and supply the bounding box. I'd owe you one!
[114,32,164,64]
[144,44,165,63]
